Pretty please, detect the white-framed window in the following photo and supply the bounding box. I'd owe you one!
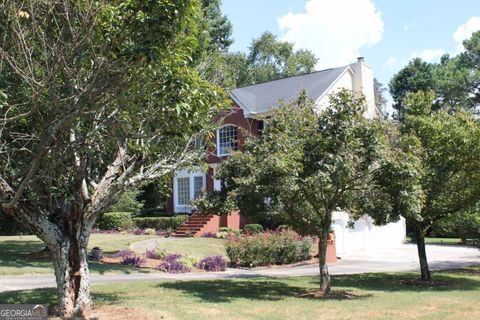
[217,125,238,156]
[193,176,204,199]
[173,169,206,212]
[177,177,190,206]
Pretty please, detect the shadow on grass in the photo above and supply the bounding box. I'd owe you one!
[0,239,152,275]
[327,270,480,292]
[157,279,372,303]
[0,288,121,317]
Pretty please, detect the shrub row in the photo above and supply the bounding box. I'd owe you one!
[97,212,133,230]
[225,230,312,267]
[132,216,188,231]
[96,212,188,231]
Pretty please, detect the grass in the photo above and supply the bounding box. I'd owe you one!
[146,237,226,259]
[1,267,480,319]
[0,234,227,276]
[0,234,163,276]
[406,236,468,245]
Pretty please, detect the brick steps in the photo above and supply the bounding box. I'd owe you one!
[172,212,216,237]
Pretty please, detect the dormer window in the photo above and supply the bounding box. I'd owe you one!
[217,125,238,156]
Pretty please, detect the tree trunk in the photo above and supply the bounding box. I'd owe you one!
[414,226,431,282]
[51,206,93,319]
[318,230,331,294]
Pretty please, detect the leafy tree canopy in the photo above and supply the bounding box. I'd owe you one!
[389,31,480,119]
[198,90,409,293]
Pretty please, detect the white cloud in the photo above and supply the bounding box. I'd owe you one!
[385,56,398,68]
[410,49,446,62]
[453,16,480,54]
[277,0,384,70]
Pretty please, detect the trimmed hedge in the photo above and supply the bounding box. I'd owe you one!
[97,212,133,230]
[132,216,188,231]
[225,230,312,267]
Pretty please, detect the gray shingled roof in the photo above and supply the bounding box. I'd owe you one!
[230,66,349,115]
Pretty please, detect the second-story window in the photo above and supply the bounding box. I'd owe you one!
[217,125,238,156]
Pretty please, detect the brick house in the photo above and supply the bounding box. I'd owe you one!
[170,58,406,254]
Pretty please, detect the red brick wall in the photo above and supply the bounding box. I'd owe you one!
[219,210,249,230]
[168,102,260,210]
[205,104,260,165]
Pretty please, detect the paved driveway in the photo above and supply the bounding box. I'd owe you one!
[0,244,478,292]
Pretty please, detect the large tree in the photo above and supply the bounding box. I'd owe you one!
[389,58,435,119]
[390,31,480,119]
[200,90,406,294]
[0,1,223,318]
[376,91,480,281]
[199,31,318,90]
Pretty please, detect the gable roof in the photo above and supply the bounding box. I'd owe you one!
[230,66,349,116]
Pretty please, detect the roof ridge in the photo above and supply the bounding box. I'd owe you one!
[231,65,347,91]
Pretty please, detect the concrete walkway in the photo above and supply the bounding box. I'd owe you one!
[0,244,478,293]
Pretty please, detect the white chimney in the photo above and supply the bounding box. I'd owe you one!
[350,57,377,119]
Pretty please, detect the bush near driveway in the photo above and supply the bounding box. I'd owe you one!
[226,230,312,267]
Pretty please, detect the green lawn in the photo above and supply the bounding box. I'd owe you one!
[1,267,479,320]
[0,234,164,276]
[0,234,227,276]
[144,237,227,259]
[406,237,466,245]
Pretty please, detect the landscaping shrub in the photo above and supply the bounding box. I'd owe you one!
[114,249,135,258]
[179,256,197,270]
[225,230,312,267]
[132,216,188,231]
[121,255,146,267]
[145,244,166,260]
[216,227,241,239]
[157,254,191,273]
[196,256,228,271]
[243,224,263,234]
[97,212,133,231]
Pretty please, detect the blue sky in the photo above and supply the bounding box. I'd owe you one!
[222,0,480,90]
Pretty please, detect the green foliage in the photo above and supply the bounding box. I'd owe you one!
[137,176,172,211]
[389,58,435,118]
[132,216,189,231]
[200,0,233,52]
[242,224,263,234]
[374,78,389,118]
[433,210,480,240]
[390,31,480,118]
[107,190,144,215]
[210,90,400,236]
[225,230,312,267]
[179,255,198,270]
[198,32,318,89]
[97,212,133,231]
[246,32,318,85]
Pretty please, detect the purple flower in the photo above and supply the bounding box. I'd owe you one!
[196,256,228,272]
[114,249,135,258]
[157,255,190,273]
[121,255,146,267]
